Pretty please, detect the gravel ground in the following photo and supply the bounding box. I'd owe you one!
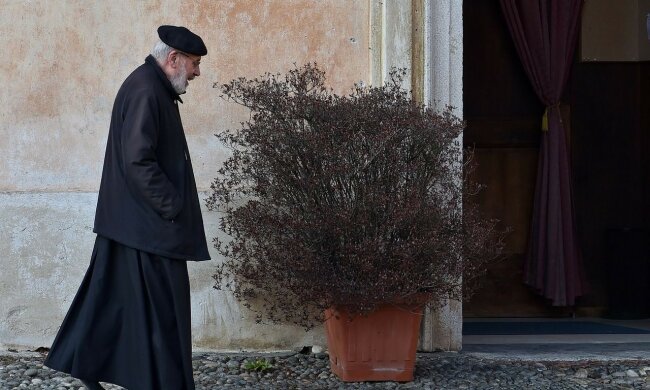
[2,350,650,389]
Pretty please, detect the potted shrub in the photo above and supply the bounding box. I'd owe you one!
[207,64,504,382]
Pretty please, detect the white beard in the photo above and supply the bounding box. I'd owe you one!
[170,65,188,94]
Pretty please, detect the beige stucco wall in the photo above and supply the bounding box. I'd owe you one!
[0,0,371,351]
[0,0,370,192]
[1,0,465,353]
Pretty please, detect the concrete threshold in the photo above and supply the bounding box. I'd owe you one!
[463,334,650,345]
[460,317,650,361]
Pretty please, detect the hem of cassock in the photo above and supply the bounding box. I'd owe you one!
[44,235,196,390]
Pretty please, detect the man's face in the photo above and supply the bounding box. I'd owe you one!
[170,51,201,94]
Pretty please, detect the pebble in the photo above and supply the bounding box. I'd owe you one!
[3,351,650,389]
[24,368,38,377]
[574,368,589,378]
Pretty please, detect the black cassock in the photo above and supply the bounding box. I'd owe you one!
[45,56,210,390]
[45,236,195,389]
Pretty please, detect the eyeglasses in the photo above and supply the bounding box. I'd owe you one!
[177,51,201,68]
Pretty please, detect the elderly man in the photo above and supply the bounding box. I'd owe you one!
[44,25,211,390]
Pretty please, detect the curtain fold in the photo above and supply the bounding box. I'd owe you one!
[499,0,586,306]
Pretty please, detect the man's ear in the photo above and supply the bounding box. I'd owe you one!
[167,50,180,69]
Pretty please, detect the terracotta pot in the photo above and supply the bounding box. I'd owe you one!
[324,299,425,382]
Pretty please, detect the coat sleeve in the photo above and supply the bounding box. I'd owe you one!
[120,89,183,220]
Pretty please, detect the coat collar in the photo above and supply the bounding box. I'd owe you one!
[145,55,183,104]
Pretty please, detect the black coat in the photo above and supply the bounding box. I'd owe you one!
[94,55,210,261]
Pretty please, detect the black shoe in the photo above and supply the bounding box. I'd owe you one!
[80,379,105,390]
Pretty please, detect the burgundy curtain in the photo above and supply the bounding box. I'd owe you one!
[499,0,586,306]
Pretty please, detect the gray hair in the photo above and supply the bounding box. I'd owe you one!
[151,40,174,64]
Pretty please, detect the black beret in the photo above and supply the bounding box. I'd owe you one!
[157,25,207,56]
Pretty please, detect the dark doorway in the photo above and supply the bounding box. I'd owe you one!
[462,0,564,317]
[462,0,650,319]
[570,59,650,319]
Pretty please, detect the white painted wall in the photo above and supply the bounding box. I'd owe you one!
[369,0,464,351]
[422,0,464,352]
